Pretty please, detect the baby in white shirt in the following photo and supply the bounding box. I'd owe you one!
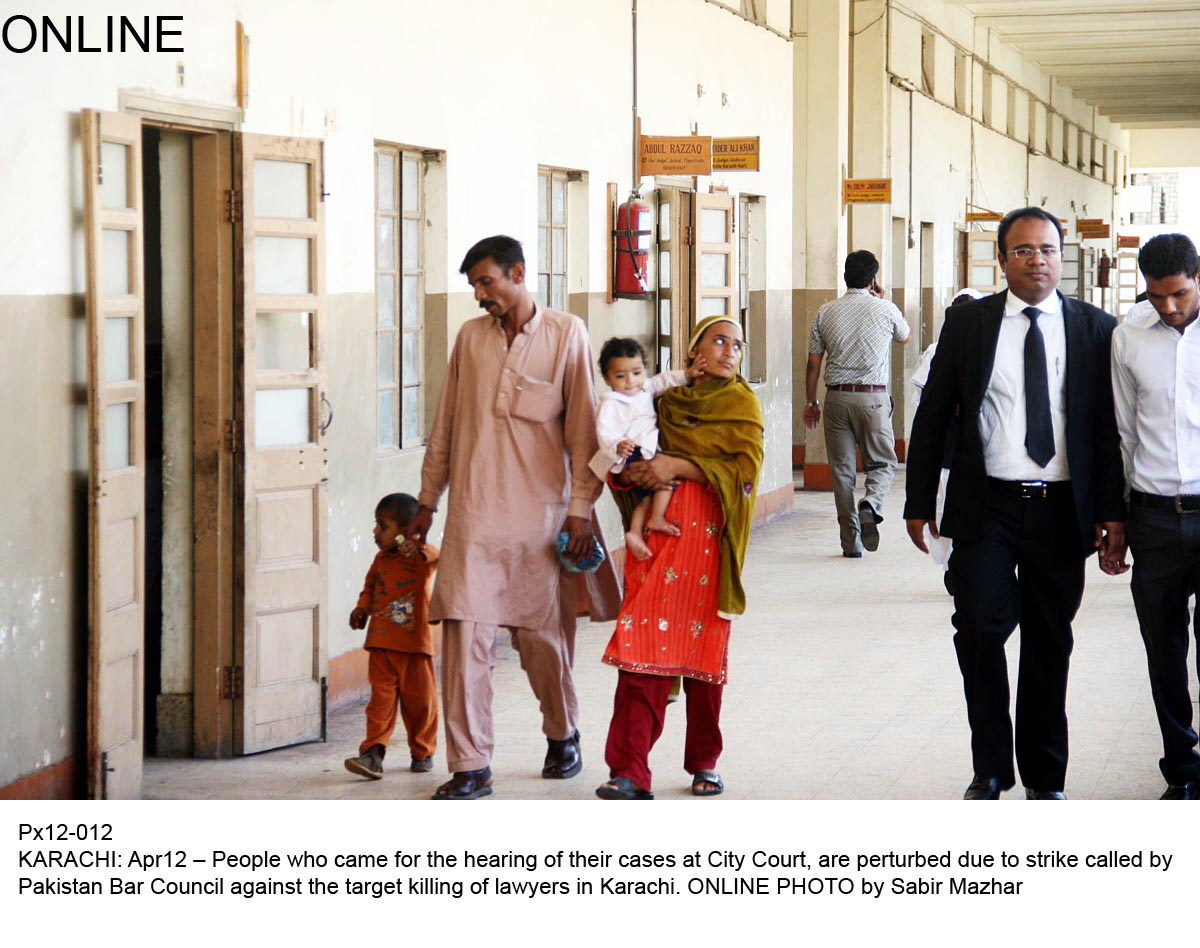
[588,337,705,560]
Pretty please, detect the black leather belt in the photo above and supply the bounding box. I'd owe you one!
[827,383,887,392]
[1130,489,1200,514]
[986,478,1071,500]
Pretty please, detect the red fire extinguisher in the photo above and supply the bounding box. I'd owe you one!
[614,193,653,300]
[1097,252,1112,288]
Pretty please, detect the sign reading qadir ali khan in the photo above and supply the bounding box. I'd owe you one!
[712,137,760,171]
[639,135,713,176]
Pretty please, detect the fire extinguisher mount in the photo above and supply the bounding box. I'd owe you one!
[613,190,653,301]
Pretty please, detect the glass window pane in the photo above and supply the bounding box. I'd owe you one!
[254,159,310,219]
[255,236,310,294]
[701,252,728,288]
[401,387,420,442]
[377,217,396,267]
[402,156,420,214]
[104,317,132,383]
[971,265,997,286]
[402,331,420,383]
[659,204,670,241]
[402,275,420,328]
[256,311,311,371]
[552,229,566,274]
[971,240,995,261]
[659,298,671,336]
[659,347,671,372]
[701,296,729,318]
[660,250,670,288]
[376,151,396,211]
[538,274,549,305]
[552,177,566,226]
[377,390,396,447]
[255,388,311,446]
[538,228,549,272]
[100,142,130,209]
[538,174,549,225]
[378,331,396,385]
[552,275,565,310]
[103,229,130,296]
[702,208,728,243]
[377,274,396,328]
[105,402,131,470]
[402,219,419,270]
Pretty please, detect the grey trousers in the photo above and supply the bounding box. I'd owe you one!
[440,618,578,773]
[822,389,898,554]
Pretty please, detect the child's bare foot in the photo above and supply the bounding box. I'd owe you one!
[646,515,681,537]
[625,530,653,560]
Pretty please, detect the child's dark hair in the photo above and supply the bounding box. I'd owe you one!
[376,492,419,525]
[598,337,647,377]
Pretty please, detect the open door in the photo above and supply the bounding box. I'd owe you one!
[233,133,328,754]
[83,109,146,798]
[695,191,735,323]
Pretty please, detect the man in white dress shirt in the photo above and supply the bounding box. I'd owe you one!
[904,207,1125,800]
[1110,233,1200,800]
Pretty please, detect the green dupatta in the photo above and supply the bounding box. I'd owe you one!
[657,374,764,617]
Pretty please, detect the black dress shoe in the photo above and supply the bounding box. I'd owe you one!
[1161,779,1200,800]
[432,766,493,800]
[542,729,582,779]
[963,776,1003,800]
[858,500,881,552]
[1025,788,1067,800]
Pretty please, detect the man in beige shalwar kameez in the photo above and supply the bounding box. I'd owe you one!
[409,235,618,799]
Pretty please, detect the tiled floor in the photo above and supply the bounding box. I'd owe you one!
[144,476,1192,800]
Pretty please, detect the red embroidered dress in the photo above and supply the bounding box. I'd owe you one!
[602,481,730,683]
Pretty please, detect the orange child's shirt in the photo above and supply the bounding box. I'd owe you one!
[357,543,439,655]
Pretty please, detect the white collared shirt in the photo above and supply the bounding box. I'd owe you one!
[1111,300,1200,496]
[981,290,1070,481]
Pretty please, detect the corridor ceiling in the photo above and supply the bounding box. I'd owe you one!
[947,1,1200,128]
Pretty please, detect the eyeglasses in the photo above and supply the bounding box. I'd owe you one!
[1009,247,1060,259]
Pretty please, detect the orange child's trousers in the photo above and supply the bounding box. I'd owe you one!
[360,649,438,760]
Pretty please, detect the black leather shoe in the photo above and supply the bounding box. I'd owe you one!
[842,551,862,558]
[1025,788,1067,800]
[542,729,582,779]
[858,500,881,552]
[432,766,493,800]
[1161,779,1200,800]
[963,776,1003,800]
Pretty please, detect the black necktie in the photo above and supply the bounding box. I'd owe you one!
[1023,306,1055,467]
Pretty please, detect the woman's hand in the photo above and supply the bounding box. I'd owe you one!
[626,454,705,490]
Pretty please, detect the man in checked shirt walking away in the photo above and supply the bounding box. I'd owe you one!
[804,250,910,557]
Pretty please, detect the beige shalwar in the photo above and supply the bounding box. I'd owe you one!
[419,305,619,772]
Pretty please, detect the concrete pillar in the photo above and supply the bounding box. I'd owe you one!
[793,0,849,487]
[848,1,910,456]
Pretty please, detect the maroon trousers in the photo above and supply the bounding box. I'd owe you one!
[604,669,724,792]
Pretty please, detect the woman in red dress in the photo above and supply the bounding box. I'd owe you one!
[596,316,763,799]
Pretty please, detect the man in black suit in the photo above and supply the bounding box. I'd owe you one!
[903,207,1126,800]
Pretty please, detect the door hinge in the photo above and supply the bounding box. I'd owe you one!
[222,188,243,223]
[684,224,695,246]
[220,665,244,700]
[224,418,243,455]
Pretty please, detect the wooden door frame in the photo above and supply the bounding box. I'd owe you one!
[131,108,238,759]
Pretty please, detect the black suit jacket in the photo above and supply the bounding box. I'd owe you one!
[903,290,1125,558]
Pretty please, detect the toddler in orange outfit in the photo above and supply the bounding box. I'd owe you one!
[344,493,440,779]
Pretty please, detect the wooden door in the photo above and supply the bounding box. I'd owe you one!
[1060,242,1082,299]
[655,187,694,370]
[82,109,146,798]
[963,231,1002,294]
[234,133,328,754]
[695,191,735,324]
